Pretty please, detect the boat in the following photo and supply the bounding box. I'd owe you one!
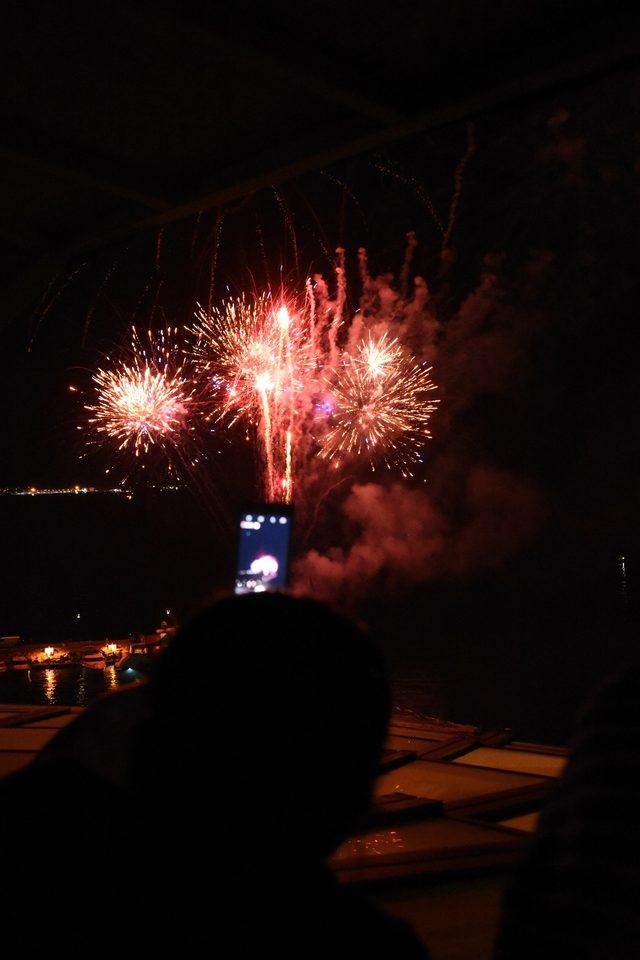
[81,649,105,670]
[116,628,172,673]
[155,622,176,643]
[0,635,22,649]
[116,643,160,672]
[101,641,125,665]
[116,642,151,672]
[9,654,30,671]
[29,646,73,669]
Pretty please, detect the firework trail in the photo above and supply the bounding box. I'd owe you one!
[442,122,476,255]
[399,231,417,300]
[373,156,445,237]
[358,246,372,290]
[305,276,316,344]
[272,186,299,271]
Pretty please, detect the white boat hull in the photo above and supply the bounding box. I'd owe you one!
[82,659,105,670]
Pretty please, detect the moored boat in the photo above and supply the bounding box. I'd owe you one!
[29,646,73,669]
[116,642,151,672]
[82,649,105,670]
[101,641,126,665]
[116,626,172,672]
[9,654,30,671]
[0,635,22,649]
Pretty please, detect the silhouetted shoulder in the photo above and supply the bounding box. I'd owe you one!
[496,672,640,958]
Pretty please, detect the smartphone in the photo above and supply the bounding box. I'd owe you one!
[235,503,294,594]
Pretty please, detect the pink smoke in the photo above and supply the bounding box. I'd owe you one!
[295,466,545,605]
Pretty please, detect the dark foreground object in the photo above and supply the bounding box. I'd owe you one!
[0,595,426,958]
[496,673,640,959]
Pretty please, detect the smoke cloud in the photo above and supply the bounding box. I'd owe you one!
[295,466,544,605]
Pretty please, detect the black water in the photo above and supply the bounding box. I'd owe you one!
[0,665,142,706]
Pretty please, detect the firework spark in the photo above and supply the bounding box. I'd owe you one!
[85,327,193,459]
[320,339,438,475]
[189,297,312,501]
[355,332,404,381]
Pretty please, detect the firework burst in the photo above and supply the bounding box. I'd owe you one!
[320,338,438,475]
[85,327,194,461]
[190,299,311,415]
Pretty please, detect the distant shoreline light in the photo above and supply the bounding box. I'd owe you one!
[0,485,183,497]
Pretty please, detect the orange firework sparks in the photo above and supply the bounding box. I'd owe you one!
[190,298,309,416]
[320,338,439,475]
[85,327,194,458]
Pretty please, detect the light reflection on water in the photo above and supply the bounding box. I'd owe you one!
[2,664,439,716]
[78,668,87,705]
[44,668,57,705]
[0,667,141,707]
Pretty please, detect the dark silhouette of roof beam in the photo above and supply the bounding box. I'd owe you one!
[2,36,638,329]
[209,31,403,125]
[80,37,640,241]
[0,148,172,212]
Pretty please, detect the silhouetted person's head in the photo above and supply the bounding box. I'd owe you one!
[137,594,389,861]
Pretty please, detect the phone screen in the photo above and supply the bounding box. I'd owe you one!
[235,504,293,594]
